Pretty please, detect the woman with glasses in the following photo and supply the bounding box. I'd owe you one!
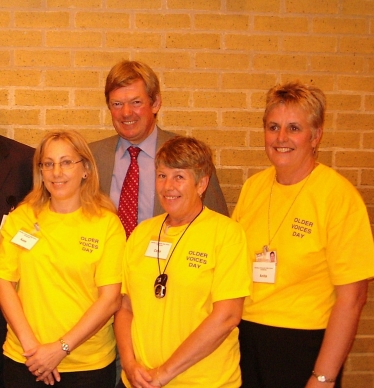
[0,130,126,388]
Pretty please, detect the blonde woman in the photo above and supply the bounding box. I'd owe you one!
[0,130,126,388]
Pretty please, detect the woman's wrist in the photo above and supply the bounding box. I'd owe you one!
[311,370,336,384]
[156,367,163,387]
[156,365,173,387]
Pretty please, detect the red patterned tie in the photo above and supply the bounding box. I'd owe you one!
[118,146,141,239]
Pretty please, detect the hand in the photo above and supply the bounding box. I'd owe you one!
[39,369,60,385]
[147,367,166,387]
[24,341,63,384]
[123,360,157,388]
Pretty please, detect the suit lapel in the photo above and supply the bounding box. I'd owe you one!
[153,128,176,216]
[98,136,119,195]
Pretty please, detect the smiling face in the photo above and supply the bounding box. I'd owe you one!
[156,164,208,226]
[41,139,87,213]
[264,103,322,184]
[108,78,161,145]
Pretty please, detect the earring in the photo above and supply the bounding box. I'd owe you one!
[83,174,87,179]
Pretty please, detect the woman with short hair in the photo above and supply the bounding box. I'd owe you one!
[114,136,250,388]
[233,81,374,388]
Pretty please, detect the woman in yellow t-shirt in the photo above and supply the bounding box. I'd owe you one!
[232,81,374,388]
[0,130,126,388]
[114,136,250,388]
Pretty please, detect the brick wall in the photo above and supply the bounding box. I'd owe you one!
[1,0,373,385]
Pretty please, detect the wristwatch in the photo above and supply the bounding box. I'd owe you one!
[312,370,335,383]
[59,338,71,355]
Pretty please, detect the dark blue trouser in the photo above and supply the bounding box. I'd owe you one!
[239,320,343,388]
[3,356,116,388]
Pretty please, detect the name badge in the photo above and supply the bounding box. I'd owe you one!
[0,215,7,230]
[145,240,172,259]
[11,230,39,250]
[253,262,276,283]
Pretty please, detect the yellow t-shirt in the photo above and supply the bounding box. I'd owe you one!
[121,207,251,388]
[232,164,374,329]
[0,203,126,371]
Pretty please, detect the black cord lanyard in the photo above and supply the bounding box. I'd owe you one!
[154,206,203,298]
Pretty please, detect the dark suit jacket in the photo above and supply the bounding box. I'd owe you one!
[89,127,229,216]
[0,136,34,217]
[0,136,34,388]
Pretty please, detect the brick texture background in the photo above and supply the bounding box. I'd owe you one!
[0,0,373,385]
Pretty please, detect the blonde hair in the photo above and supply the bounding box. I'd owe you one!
[263,81,326,138]
[24,130,116,217]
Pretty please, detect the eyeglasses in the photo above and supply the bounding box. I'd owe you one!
[38,159,83,171]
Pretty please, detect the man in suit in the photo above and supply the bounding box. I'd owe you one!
[90,60,228,224]
[0,135,34,388]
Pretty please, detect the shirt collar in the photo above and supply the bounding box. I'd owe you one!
[117,125,158,159]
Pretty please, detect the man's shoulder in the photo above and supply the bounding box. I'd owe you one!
[0,136,34,160]
[156,127,178,147]
[89,134,119,152]
[0,136,33,151]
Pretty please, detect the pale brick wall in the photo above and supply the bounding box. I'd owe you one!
[0,0,373,386]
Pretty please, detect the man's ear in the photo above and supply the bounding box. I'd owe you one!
[152,94,162,115]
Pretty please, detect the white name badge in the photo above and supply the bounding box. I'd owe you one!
[145,240,172,259]
[0,215,7,230]
[11,230,39,250]
[253,261,276,284]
